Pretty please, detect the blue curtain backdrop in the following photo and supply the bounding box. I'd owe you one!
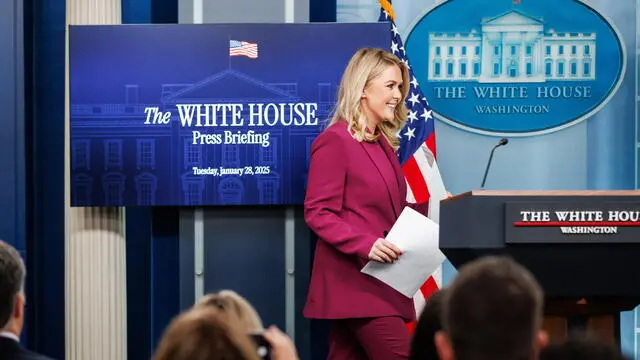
[24,0,66,356]
[0,0,27,343]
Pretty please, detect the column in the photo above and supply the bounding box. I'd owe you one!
[535,35,541,77]
[539,34,545,77]
[501,31,506,77]
[65,0,127,359]
[520,33,526,79]
[481,33,491,80]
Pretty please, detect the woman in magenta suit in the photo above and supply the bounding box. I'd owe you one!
[303,48,430,360]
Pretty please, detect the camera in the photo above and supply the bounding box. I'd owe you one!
[249,331,272,360]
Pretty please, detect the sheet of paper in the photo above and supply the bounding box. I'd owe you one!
[361,206,445,298]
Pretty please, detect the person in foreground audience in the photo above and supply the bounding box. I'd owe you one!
[195,290,299,360]
[434,256,548,360]
[0,240,52,360]
[539,334,630,360]
[195,290,264,331]
[153,307,260,360]
[154,306,299,360]
[408,289,447,360]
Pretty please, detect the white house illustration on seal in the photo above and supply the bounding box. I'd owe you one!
[427,10,596,83]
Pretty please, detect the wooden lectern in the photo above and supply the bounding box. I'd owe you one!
[440,190,640,347]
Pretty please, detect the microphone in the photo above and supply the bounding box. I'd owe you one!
[480,138,509,189]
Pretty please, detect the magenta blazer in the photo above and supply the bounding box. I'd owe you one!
[303,120,429,322]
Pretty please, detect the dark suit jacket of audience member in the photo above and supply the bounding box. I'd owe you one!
[0,337,53,360]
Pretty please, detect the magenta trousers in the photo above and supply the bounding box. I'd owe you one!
[327,316,410,360]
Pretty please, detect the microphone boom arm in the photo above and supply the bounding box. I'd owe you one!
[480,138,508,189]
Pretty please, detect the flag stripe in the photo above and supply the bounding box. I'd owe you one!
[230,49,258,53]
[402,157,430,203]
[405,179,416,203]
[419,275,440,299]
[425,132,437,159]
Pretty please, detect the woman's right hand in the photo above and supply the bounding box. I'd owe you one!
[368,238,402,264]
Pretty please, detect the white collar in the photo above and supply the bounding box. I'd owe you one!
[0,331,19,342]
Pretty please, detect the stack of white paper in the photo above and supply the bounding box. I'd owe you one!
[361,206,445,298]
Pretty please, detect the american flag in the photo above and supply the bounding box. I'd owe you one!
[378,0,448,323]
[229,40,258,59]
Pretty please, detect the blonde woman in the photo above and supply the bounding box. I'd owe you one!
[195,290,263,331]
[303,48,430,360]
[195,290,299,360]
[153,307,260,360]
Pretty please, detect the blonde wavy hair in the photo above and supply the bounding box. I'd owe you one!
[329,47,410,150]
[194,290,264,332]
[153,307,260,360]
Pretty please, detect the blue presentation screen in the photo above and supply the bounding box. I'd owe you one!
[69,23,390,207]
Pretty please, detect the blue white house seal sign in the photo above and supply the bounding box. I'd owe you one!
[405,0,625,136]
